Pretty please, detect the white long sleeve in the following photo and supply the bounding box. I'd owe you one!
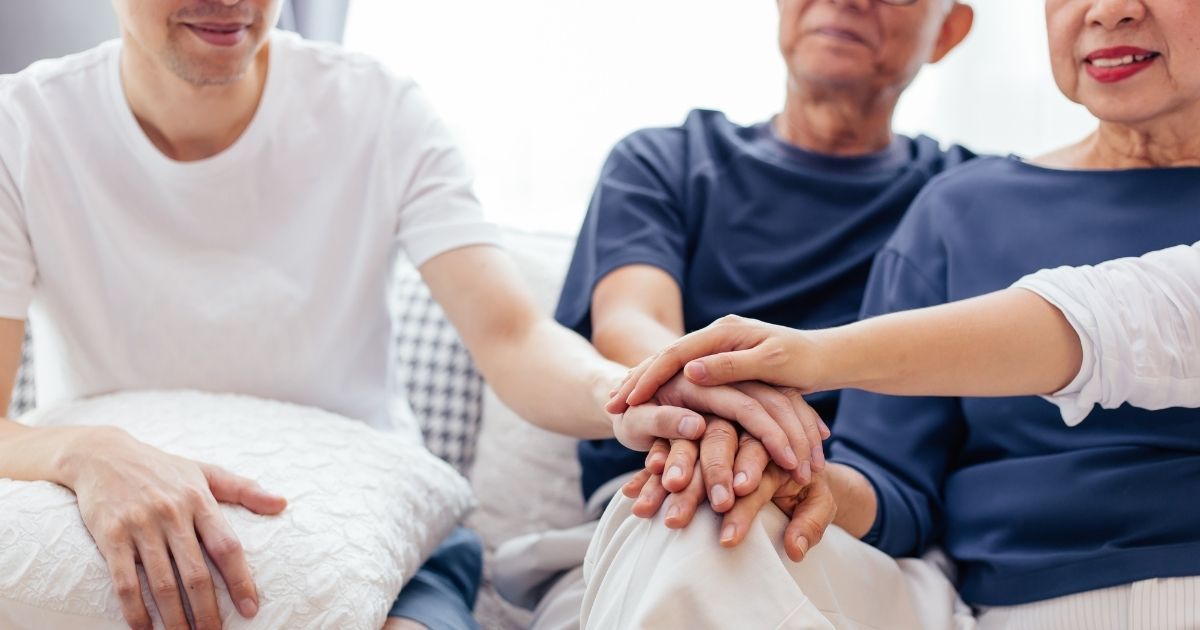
[1013,242,1200,426]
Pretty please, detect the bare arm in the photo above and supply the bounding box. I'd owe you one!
[615,288,1082,408]
[419,245,823,474]
[418,245,628,439]
[591,265,685,366]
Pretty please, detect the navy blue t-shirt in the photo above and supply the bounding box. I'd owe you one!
[831,156,1200,606]
[555,109,974,500]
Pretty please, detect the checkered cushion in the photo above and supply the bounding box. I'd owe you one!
[8,328,35,418]
[391,262,485,475]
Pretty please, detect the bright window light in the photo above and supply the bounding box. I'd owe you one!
[345,0,1094,234]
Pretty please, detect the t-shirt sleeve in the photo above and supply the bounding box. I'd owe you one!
[0,105,34,320]
[390,84,502,268]
[1013,242,1200,425]
[553,130,689,336]
[829,193,966,558]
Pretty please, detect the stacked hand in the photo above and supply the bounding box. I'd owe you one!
[607,316,840,560]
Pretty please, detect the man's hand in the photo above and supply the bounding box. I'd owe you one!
[63,427,287,630]
[723,464,837,562]
[614,374,826,476]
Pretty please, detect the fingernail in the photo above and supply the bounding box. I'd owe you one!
[819,419,832,439]
[796,535,809,557]
[679,415,702,437]
[710,485,730,506]
[608,389,617,398]
[784,446,799,468]
[721,524,736,543]
[800,461,812,485]
[812,445,826,470]
[667,505,681,522]
[666,466,684,483]
[239,598,258,617]
[734,472,749,488]
[685,361,707,380]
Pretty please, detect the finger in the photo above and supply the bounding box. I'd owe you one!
[623,468,654,499]
[719,467,785,548]
[783,479,838,563]
[662,438,699,494]
[644,439,670,475]
[691,386,797,471]
[135,535,189,630]
[615,404,706,451]
[195,505,260,619]
[204,465,287,515]
[698,418,738,513]
[98,540,153,630]
[782,388,826,472]
[606,358,654,414]
[663,464,706,529]
[623,326,745,407]
[735,382,813,474]
[818,416,832,441]
[732,434,770,497]
[165,530,221,630]
[631,474,669,519]
[682,348,767,387]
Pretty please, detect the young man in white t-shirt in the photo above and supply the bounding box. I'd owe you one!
[0,1,824,628]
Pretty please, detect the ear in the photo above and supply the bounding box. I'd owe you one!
[930,3,974,63]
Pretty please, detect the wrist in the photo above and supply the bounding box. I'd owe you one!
[793,328,836,392]
[52,426,128,488]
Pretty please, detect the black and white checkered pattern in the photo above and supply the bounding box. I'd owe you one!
[8,328,35,418]
[391,263,485,475]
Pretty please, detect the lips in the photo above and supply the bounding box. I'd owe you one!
[1084,46,1160,84]
[184,22,250,47]
[813,26,869,47]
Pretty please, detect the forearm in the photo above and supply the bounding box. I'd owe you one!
[807,288,1082,398]
[593,308,682,367]
[474,317,625,439]
[0,418,99,486]
[826,463,877,539]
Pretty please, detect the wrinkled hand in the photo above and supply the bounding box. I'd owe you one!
[66,427,288,630]
[614,374,826,476]
[625,436,836,562]
[608,315,821,413]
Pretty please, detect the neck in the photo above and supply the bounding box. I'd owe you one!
[773,80,899,156]
[120,39,270,162]
[1046,103,1200,170]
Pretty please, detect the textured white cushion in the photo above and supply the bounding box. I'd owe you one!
[0,391,476,630]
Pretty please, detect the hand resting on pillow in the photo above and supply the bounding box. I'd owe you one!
[64,426,287,630]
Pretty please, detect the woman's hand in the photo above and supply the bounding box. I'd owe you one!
[607,315,829,414]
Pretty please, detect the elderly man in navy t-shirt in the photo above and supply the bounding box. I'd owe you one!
[491,1,977,627]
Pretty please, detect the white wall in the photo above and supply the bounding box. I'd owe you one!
[346,0,1096,234]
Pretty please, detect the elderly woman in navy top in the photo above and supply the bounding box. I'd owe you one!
[577,1,1200,628]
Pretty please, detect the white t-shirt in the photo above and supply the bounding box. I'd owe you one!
[0,31,501,433]
[1014,242,1200,426]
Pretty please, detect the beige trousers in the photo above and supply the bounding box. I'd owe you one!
[580,495,1200,630]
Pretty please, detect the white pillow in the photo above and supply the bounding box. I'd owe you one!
[0,391,476,630]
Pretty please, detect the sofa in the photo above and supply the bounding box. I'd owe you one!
[6,227,588,630]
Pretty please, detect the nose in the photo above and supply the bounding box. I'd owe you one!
[829,0,873,12]
[1085,0,1147,30]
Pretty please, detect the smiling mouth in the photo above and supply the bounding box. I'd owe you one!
[1088,52,1159,68]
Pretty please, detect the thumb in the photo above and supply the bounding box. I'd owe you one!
[684,349,763,386]
[203,465,288,515]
